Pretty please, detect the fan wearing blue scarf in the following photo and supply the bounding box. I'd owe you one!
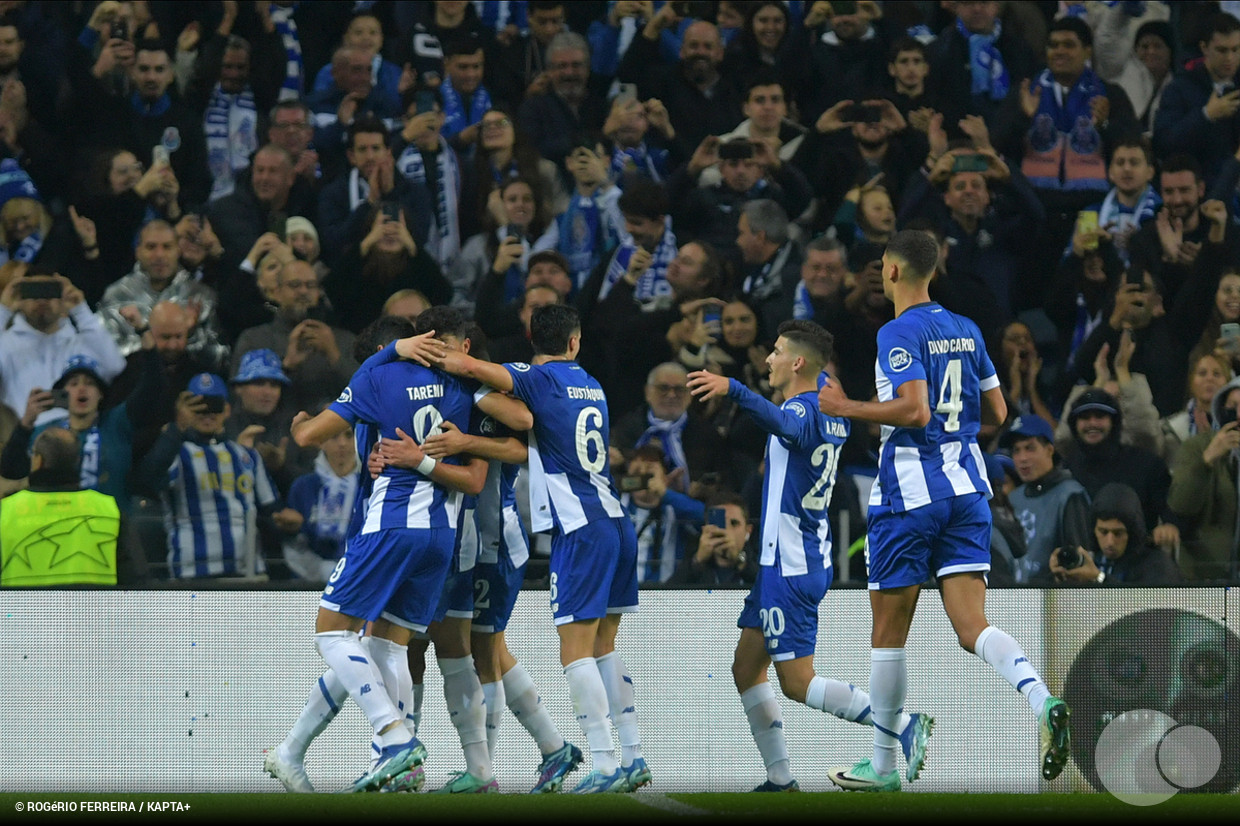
[1016,18,1134,193]
[1067,137,1160,267]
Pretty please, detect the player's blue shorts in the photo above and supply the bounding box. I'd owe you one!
[472,551,526,633]
[865,492,991,590]
[737,563,831,662]
[431,562,476,624]
[548,516,638,625]
[320,527,455,630]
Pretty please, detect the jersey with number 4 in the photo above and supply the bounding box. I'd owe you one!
[330,351,474,533]
[872,302,997,513]
[503,360,625,535]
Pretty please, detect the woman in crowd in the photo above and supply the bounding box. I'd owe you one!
[459,106,564,240]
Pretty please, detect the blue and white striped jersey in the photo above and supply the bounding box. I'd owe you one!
[473,413,530,568]
[164,439,278,579]
[504,360,625,535]
[871,302,997,512]
[729,379,849,577]
[329,349,474,533]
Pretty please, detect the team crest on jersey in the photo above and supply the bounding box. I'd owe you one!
[887,347,912,372]
[336,387,353,403]
[510,362,531,372]
[787,401,807,418]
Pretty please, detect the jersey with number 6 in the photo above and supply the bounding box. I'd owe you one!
[329,356,474,533]
[872,302,997,513]
[503,360,625,535]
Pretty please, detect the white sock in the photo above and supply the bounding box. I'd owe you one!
[870,648,905,776]
[596,652,642,767]
[481,681,505,760]
[364,637,412,730]
[440,656,493,780]
[503,662,565,756]
[314,631,405,746]
[741,682,792,785]
[283,670,346,760]
[975,626,1051,714]
[410,683,423,735]
[563,657,617,774]
[804,675,912,733]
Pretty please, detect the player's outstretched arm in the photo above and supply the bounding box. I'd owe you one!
[438,350,515,393]
[817,376,930,428]
[476,390,533,430]
[290,408,351,448]
[687,369,804,441]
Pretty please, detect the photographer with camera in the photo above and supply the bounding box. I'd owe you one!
[1001,414,1093,583]
[1047,482,1180,585]
[0,270,125,422]
[616,443,705,586]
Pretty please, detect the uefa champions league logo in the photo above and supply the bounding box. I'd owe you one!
[1094,709,1222,805]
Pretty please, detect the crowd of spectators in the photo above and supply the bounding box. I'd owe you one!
[0,0,1237,587]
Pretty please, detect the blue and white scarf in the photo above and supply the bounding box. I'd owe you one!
[635,410,689,487]
[269,3,304,101]
[793,280,814,320]
[599,218,678,306]
[397,142,463,269]
[959,17,1009,101]
[0,229,42,265]
[439,75,491,141]
[204,84,258,201]
[309,451,356,551]
[610,142,668,184]
[1096,183,1160,265]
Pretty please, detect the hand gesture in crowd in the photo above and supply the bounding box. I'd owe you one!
[958,114,992,151]
[177,21,200,53]
[174,390,209,431]
[644,98,674,139]
[56,275,84,309]
[1089,95,1110,129]
[286,320,341,368]
[815,99,855,134]
[397,63,417,95]
[623,246,652,286]
[492,232,524,274]
[1204,86,1240,122]
[21,387,54,428]
[687,135,720,177]
[1203,418,1240,464]
[245,232,285,268]
[69,206,97,252]
[907,106,935,134]
[1019,78,1041,118]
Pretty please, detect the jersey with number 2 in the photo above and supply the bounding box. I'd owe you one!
[872,302,997,513]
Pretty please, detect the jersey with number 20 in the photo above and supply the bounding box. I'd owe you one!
[872,302,997,513]
[503,360,625,535]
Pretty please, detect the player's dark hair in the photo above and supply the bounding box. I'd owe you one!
[885,229,940,281]
[414,305,468,340]
[776,320,833,369]
[463,321,490,362]
[353,315,415,362]
[529,303,580,356]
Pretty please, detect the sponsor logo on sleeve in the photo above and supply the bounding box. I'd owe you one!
[888,347,912,372]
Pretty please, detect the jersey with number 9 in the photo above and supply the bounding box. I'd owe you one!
[872,303,998,513]
[503,361,626,535]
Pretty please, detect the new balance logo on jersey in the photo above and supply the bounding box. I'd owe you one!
[336,387,353,403]
[360,684,372,695]
[511,362,532,372]
[888,348,912,371]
